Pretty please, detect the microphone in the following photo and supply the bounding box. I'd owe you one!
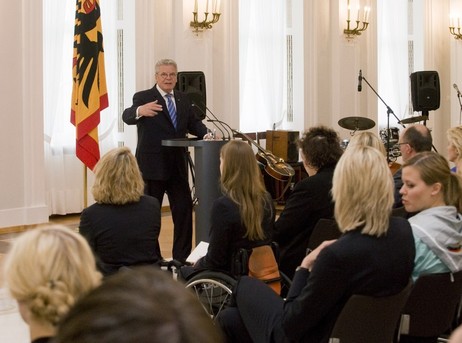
[357,70,362,92]
[191,103,226,140]
[454,83,461,97]
[207,118,233,141]
[204,105,233,141]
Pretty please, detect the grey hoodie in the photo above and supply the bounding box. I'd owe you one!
[409,206,462,273]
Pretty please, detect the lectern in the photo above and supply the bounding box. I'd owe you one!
[162,138,227,243]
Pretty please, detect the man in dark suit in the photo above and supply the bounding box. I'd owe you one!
[393,124,432,208]
[122,59,209,262]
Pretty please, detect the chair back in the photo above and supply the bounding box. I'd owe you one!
[248,245,282,295]
[307,218,341,251]
[233,244,282,295]
[329,280,413,343]
[399,271,462,339]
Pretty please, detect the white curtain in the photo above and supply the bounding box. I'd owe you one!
[377,0,409,129]
[239,0,286,132]
[43,0,119,214]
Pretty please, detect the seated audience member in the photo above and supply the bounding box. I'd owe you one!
[3,225,101,343]
[347,131,387,156]
[181,140,274,278]
[274,126,343,279]
[217,146,415,343]
[394,124,433,208]
[450,324,462,342]
[79,147,161,276]
[447,125,462,176]
[400,151,462,280]
[53,267,223,343]
[348,131,405,203]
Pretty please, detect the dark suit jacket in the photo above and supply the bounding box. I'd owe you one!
[79,195,161,276]
[122,85,208,180]
[281,217,415,343]
[274,166,335,279]
[393,167,403,208]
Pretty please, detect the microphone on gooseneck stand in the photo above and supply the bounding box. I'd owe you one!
[208,118,233,141]
[358,70,362,92]
[191,103,226,140]
[204,105,233,141]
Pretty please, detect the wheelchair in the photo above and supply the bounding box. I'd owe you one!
[182,242,292,320]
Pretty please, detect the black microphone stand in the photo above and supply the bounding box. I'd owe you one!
[191,103,226,140]
[203,104,233,140]
[361,74,405,163]
[457,90,462,125]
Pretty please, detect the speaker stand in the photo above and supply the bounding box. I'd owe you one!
[419,110,438,153]
[422,110,429,126]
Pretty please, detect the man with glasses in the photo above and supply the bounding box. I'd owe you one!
[393,124,433,208]
[123,59,209,263]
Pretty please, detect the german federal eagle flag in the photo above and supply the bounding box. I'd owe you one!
[71,0,108,170]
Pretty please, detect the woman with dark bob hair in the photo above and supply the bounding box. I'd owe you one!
[274,125,343,278]
[79,147,161,276]
[54,267,223,343]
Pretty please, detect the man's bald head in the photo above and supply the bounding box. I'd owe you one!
[399,124,432,161]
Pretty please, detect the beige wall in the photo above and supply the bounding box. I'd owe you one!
[0,1,48,228]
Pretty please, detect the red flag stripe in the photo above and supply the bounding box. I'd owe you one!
[76,133,100,171]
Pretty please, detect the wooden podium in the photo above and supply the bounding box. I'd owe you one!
[162,138,227,244]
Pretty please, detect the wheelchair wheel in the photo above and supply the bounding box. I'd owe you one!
[185,271,236,320]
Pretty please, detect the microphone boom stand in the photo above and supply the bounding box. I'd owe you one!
[361,75,405,163]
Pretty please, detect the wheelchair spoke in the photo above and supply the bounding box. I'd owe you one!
[186,277,234,319]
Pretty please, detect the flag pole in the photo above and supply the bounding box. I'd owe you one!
[83,165,88,208]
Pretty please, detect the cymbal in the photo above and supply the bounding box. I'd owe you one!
[338,116,375,131]
[399,116,428,124]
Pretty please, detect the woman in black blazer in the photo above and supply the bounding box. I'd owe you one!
[217,145,415,343]
[274,126,343,279]
[79,147,161,276]
[180,140,275,278]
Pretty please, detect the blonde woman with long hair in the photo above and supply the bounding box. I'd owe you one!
[217,146,415,343]
[185,140,274,275]
[3,225,101,343]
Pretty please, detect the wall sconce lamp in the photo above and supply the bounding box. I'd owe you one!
[449,17,462,40]
[344,0,370,40]
[190,0,221,35]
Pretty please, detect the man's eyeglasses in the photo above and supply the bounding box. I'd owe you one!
[157,72,177,79]
[397,142,409,146]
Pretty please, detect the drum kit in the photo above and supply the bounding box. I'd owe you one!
[338,116,402,161]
